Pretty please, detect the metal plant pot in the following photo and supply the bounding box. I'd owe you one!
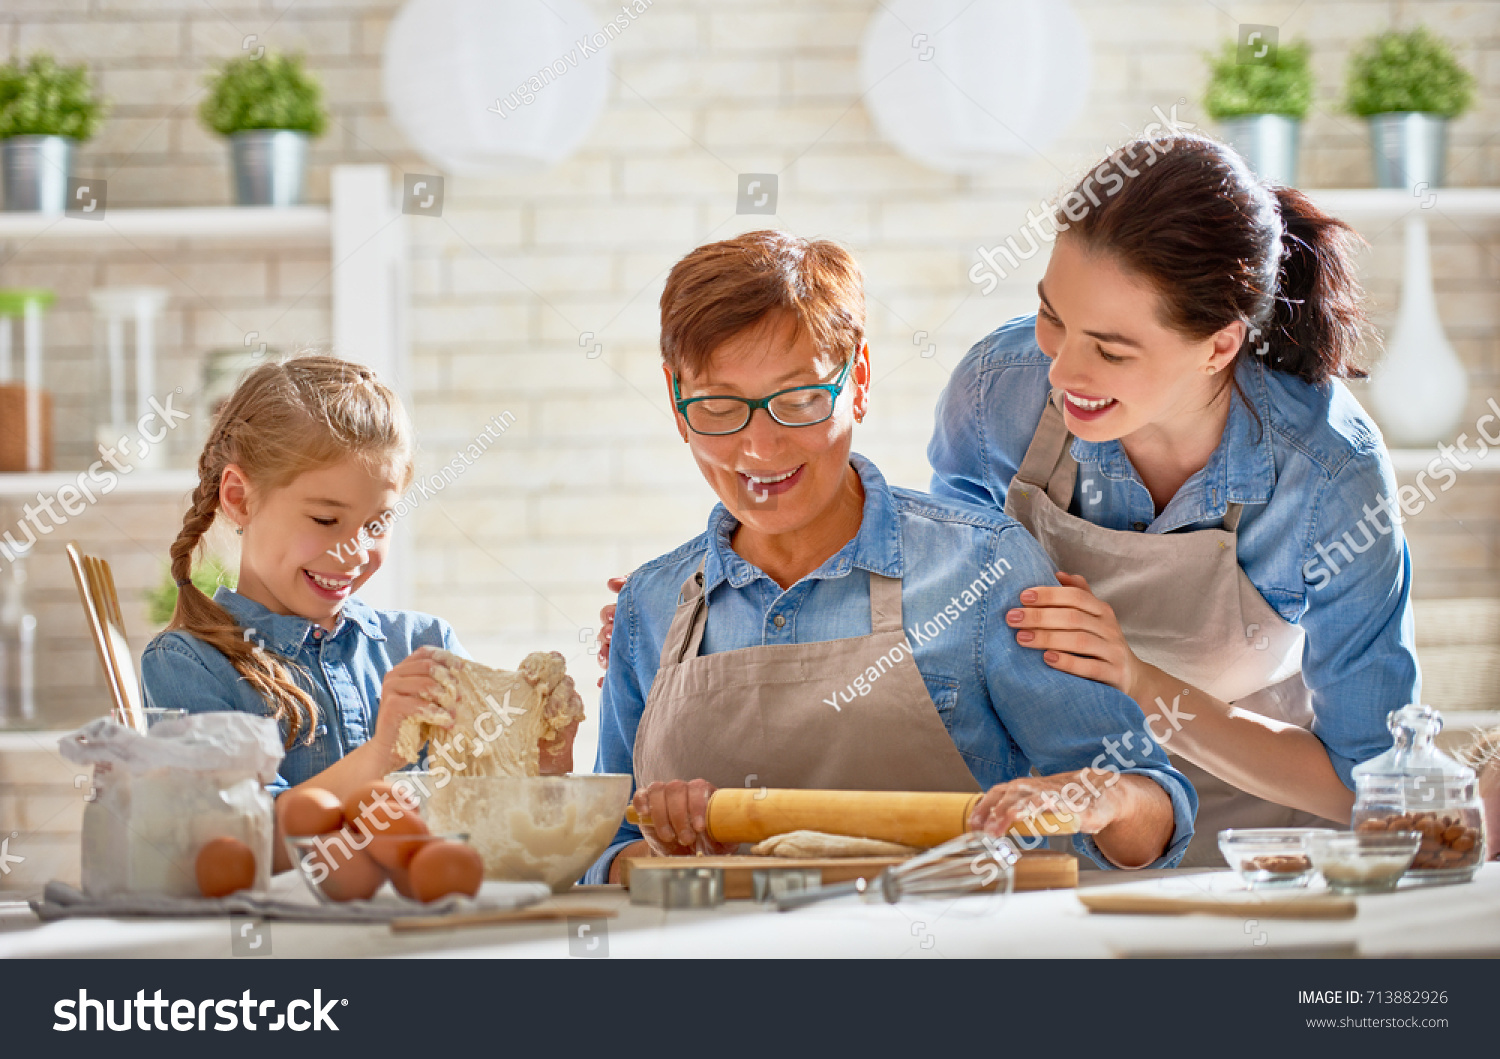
[1218,115,1301,185]
[1,135,73,212]
[1368,112,1447,191]
[229,129,309,206]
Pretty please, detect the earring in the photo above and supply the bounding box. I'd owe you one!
[235,526,243,536]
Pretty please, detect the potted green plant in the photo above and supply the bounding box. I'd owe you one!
[1344,27,1475,190]
[0,53,107,212]
[146,557,236,627]
[1203,38,1314,184]
[199,52,327,206]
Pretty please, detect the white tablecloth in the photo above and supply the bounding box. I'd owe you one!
[3,865,1497,959]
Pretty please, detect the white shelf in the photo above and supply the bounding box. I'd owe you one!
[1388,448,1500,475]
[0,469,197,497]
[0,205,330,243]
[1306,188,1500,220]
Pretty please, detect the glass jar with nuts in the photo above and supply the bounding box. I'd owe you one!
[1351,704,1486,885]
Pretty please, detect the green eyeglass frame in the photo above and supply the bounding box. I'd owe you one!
[672,358,853,436]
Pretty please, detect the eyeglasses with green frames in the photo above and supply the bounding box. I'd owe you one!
[672,359,853,436]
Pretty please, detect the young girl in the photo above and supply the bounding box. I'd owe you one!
[141,353,464,870]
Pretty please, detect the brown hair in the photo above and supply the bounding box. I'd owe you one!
[659,230,865,375]
[169,352,414,748]
[1053,134,1370,386]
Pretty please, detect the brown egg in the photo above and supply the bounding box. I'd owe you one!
[408,840,483,902]
[366,827,431,871]
[196,836,257,898]
[386,862,419,901]
[279,787,345,836]
[312,830,386,901]
[343,781,424,840]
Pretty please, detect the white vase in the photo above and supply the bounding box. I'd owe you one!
[1369,216,1468,447]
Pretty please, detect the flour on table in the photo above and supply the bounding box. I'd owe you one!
[395,649,585,778]
[750,830,918,858]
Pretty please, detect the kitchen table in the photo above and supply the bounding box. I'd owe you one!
[2,864,1497,959]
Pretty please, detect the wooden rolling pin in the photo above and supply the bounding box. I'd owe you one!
[624,788,1081,847]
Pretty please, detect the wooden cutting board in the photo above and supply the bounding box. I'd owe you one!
[1078,887,1357,919]
[623,850,1077,900]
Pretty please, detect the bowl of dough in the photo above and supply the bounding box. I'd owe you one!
[385,648,631,892]
[391,772,631,892]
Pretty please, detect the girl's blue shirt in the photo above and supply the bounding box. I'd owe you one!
[140,587,468,793]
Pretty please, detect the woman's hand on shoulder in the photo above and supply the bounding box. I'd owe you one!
[632,778,736,856]
[1007,571,1147,699]
[594,576,627,687]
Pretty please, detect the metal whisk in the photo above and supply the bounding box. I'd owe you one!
[775,831,1020,911]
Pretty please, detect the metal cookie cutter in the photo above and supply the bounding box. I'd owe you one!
[629,865,724,908]
[752,867,822,904]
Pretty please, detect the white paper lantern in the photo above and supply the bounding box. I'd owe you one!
[859,0,1092,173]
[382,0,611,175]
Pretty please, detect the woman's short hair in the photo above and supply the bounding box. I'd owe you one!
[659,230,865,376]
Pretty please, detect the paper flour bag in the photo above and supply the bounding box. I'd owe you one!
[59,713,283,898]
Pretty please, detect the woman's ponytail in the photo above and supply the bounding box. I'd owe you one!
[1265,186,1369,383]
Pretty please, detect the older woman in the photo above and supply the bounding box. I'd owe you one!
[583,231,1196,884]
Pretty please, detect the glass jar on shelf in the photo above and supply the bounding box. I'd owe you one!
[89,287,170,471]
[0,288,55,473]
[0,545,37,725]
[1352,704,1486,885]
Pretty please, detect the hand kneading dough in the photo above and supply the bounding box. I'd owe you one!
[395,648,585,778]
[750,830,918,858]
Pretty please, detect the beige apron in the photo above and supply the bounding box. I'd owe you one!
[634,559,981,795]
[1004,395,1335,867]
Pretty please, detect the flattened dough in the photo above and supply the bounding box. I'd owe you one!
[750,830,918,858]
[395,648,585,778]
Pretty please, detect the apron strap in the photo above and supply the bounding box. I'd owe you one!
[1222,502,1244,533]
[658,561,907,665]
[658,560,709,669]
[868,572,904,634]
[1014,394,1078,511]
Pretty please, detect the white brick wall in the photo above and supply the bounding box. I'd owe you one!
[0,1,1497,795]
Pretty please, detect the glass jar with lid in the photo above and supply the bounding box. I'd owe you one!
[1351,704,1485,884]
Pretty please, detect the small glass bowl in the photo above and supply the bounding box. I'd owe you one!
[285,831,467,904]
[111,707,187,730]
[1218,827,1336,889]
[1307,830,1421,894]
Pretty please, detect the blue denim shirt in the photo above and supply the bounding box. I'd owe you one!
[140,588,468,794]
[584,454,1198,882]
[928,314,1418,788]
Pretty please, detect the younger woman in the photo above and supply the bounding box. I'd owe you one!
[929,134,1419,863]
[141,353,462,869]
